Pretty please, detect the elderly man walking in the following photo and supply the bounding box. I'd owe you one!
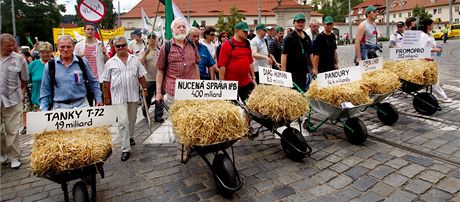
[39,35,103,111]
[155,18,200,107]
[102,36,148,161]
[1,33,28,169]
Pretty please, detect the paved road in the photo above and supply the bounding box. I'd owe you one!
[1,40,460,202]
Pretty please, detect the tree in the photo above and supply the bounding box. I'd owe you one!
[74,0,116,29]
[215,6,244,36]
[412,5,432,23]
[1,0,65,46]
[312,0,363,23]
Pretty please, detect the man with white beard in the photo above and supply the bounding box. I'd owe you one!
[155,18,200,108]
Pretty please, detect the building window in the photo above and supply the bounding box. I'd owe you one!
[438,8,442,14]
[254,19,258,25]
[201,21,206,26]
[408,12,411,17]
[455,6,459,12]
[399,13,402,17]
[433,9,437,14]
[358,8,363,14]
[393,14,396,18]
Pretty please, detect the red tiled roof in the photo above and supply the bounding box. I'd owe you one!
[351,0,455,16]
[311,11,324,16]
[121,0,310,19]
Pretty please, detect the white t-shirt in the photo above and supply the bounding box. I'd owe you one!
[250,36,269,72]
[128,40,146,56]
[389,31,404,48]
[420,32,437,58]
[201,41,216,57]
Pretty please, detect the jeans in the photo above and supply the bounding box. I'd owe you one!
[354,44,380,64]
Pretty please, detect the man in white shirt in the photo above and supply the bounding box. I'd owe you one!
[128,29,146,57]
[102,36,148,161]
[389,21,405,48]
[306,19,321,42]
[250,24,273,83]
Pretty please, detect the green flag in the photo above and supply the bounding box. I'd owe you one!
[26,36,34,47]
[192,20,199,28]
[164,0,174,40]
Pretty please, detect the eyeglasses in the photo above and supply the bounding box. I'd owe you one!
[115,44,127,48]
[210,33,216,36]
[222,35,229,38]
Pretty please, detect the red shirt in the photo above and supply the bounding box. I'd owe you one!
[218,38,253,87]
[156,38,200,96]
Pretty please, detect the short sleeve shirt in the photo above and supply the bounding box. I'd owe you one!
[139,48,159,81]
[282,31,313,87]
[313,32,337,73]
[0,52,28,107]
[250,36,269,72]
[218,38,253,87]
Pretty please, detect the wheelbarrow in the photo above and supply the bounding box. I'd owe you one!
[162,101,243,197]
[399,79,440,116]
[237,100,313,162]
[39,150,112,202]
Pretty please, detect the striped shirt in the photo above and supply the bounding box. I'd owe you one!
[156,39,200,96]
[0,52,28,108]
[102,54,147,105]
[84,44,98,79]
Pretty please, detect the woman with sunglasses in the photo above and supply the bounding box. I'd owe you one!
[215,32,229,64]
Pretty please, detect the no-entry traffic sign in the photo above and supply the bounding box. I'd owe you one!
[78,0,106,23]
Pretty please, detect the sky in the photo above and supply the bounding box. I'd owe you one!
[57,0,142,15]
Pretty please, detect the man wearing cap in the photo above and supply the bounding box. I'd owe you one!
[264,26,276,46]
[312,16,338,75]
[354,5,379,64]
[281,13,314,90]
[269,26,284,69]
[250,24,273,83]
[389,21,405,48]
[74,24,109,106]
[128,29,146,57]
[218,22,256,101]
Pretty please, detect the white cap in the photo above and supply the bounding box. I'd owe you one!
[267,26,274,30]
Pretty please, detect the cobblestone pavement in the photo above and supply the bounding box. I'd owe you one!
[1,40,459,201]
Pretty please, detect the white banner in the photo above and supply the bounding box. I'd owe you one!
[359,57,383,72]
[389,47,432,60]
[316,66,362,89]
[26,106,118,134]
[259,67,293,88]
[141,7,153,34]
[174,79,238,100]
[401,30,422,48]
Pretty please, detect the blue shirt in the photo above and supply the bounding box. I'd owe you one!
[39,55,102,111]
[197,43,215,80]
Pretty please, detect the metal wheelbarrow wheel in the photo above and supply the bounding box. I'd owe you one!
[413,92,439,116]
[72,181,89,202]
[212,154,238,197]
[344,117,367,145]
[281,127,307,162]
[376,103,399,126]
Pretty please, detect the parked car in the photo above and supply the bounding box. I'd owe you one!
[433,24,460,39]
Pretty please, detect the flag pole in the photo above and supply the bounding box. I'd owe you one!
[152,0,161,33]
[96,23,104,45]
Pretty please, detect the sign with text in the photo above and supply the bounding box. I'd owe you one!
[259,67,293,88]
[389,47,432,60]
[359,57,383,72]
[316,66,362,89]
[401,30,422,48]
[77,0,106,23]
[27,106,118,134]
[174,79,238,100]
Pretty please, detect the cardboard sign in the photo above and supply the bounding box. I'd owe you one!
[174,79,238,100]
[401,30,422,48]
[389,47,432,60]
[359,57,383,72]
[27,106,118,134]
[77,0,106,23]
[316,66,362,89]
[259,67,293,88]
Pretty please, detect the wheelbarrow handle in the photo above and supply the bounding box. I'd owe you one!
[159,100,169,111]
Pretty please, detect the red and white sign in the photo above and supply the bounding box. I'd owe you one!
[77,0,106,23]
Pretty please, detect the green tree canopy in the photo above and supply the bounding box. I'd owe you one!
[215,6,244,36]
[74,0,117,29]
[1,0,65,46]
[311,0,363,23]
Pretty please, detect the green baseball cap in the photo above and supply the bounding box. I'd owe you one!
[275,26,284,32]
[366,6,377,13]
[293,13,306,21]
[256,24,268,31]
[234,21,249,31]
[324,16,334,24]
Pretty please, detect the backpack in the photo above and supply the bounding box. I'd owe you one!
[228,38,251,51]
[47,55,93,110]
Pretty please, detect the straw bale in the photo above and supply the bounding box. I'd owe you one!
[307,81,373,107]
[246,85,309,122]
[383,59,438,85]
[361,69,401,94]
[169,100,248,146]
[30,126,112,176]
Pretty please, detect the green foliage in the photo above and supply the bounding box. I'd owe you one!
[412,5,433,22]
[215,6,244,36]
[74,0,116,29]
[313,0,363,23]
[1,0,65,46]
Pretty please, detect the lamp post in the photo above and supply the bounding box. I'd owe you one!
[349,0,352,38]
[12,0,17,36]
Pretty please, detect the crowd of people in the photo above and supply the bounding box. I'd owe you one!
[0,10,452,168]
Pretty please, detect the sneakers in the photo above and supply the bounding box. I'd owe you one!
[439,98,453,103]
[20,127,27,135]
[0,155,8,164]
[10,159,21,169]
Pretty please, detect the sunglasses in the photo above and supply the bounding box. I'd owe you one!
[210,33,216,36]
[222,35,229,38]
[115,44,127,48]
